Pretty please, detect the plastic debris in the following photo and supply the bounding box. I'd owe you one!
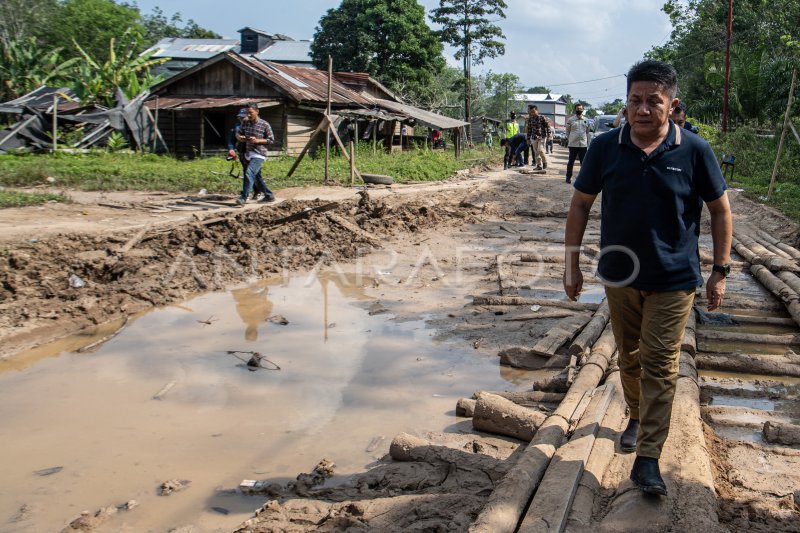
[69,274,86,288]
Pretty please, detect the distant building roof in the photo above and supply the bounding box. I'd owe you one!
[143,38,240,60]
[515,93,566,103]
[254,41,313,63]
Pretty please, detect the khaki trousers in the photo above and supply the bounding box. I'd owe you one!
[605,286,695,459]
[531,138,547,167]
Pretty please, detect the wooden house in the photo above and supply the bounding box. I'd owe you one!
[145,51,466,158]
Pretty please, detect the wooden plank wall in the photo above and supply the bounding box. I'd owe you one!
[163,61,282,98]
[286,109,322,156]
[157,110,201,158]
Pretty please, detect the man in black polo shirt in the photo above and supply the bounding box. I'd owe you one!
[562,60,732,496]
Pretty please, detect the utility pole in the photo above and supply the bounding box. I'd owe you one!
[722,0,733,134]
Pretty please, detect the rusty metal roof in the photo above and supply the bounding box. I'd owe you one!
[143,96,279,111]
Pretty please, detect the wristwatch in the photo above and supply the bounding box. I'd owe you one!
[712,264,731,277]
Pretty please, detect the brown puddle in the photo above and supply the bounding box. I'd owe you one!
[0,271,518,533]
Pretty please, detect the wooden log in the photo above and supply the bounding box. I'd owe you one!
[697,329,800,346]
[499,348,570,370]
[763,421,800,446]
[566,353,578,387]
[529,313,593,357]
[469,324,616,533]
[753,228,800,261]
[722,313,796,327]
[734,233,800,273]
[567,372,626,530]
[474,390,565,407]
[682,308,697,356]
[593,351,721,532]
[750,264,800,326]
[472,393,547,441]
[502,311,576,322]
[695,290,786,313]
[472,295,599,312]
[456,398,476,417]
[518,382,614,532]
[568,300,610,356]
[531,372,569,393]
[777,270,800,296]
[389,432,504,476]
[695,351,800,377]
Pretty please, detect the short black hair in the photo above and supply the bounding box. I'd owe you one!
[246,103,259,110]
[509,111,516,118]
[500,138,508,146]
[626,60,678,99]
[674,101,687,113]
[529,105,538,110]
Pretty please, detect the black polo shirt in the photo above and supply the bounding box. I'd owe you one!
[573,121,726,291]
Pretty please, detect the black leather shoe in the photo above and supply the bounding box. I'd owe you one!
[620,419,639,452]
[630,456,668,496]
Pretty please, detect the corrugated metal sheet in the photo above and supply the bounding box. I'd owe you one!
[144,38,239,59]
[374,99,469,130]
[253,41,312,63]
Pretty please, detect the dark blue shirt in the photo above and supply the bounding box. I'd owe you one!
[574,121,726,291]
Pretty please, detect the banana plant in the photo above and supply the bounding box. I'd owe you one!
[0,38,78,100]
[71,27,167,107]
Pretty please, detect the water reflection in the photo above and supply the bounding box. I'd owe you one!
[231,285,273,341]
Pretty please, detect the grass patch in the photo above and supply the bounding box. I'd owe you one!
[0,144,500,195]
[708,121,800,223]
[0,189,70,208]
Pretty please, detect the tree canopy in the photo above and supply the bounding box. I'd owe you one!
[430,0,507,128]
[649,0,799,125]
[311,0,445,97]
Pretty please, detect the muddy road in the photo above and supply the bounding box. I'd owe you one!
[1,145,800,532]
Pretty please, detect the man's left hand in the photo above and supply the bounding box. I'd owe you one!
[706,271,727,311]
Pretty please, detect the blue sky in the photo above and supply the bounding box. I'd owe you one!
[132,0,673,107]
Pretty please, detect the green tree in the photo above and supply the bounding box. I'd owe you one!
[484,71,522,120]
[430,0,507,131]
[71,28,167,106]
[0,38,78,100]
[311,0,445,98]
[601,98,625,115]
[0,0,60,48]
[525,85,551,94]
[649,0,800,126]
[50,0,144,63]
[141,7,221,43]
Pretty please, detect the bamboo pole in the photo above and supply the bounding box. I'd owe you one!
[697,329,800,346]
[768,68,797,200]
[750,264,800,326]
[52,93,58,152]
[696,351,800,377]
[472,295,599,312]
[325,55,333,183]
[777,270,800,296]
[469,324,616,533]
[349,140,355,186]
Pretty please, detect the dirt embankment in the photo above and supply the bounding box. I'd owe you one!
[0,190,478,359]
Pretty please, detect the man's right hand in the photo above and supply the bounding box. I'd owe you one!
[563,264,584,301]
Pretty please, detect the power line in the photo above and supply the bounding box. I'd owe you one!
[542,74,626,88]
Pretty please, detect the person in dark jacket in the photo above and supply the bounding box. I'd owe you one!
[500,133,527,169]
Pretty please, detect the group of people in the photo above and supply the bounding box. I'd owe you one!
[500,105,553,169]
[227,103,276,206]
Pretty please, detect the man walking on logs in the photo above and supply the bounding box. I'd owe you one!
[235,103,276,206]
[562,60,732,496]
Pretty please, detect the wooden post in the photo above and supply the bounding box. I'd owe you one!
[454,127,461,159]
[152,96,159,152]
[52,93,58,152]
[768,68,797,200]
[325,55,333,183]
[349,140,355,185]
[372,119,377,154]
[199,110,205,157]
